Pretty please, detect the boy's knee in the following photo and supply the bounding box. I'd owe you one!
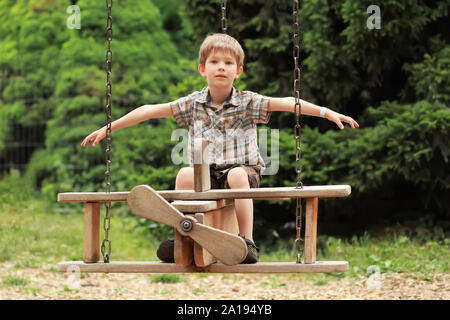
[176,167,194,190]
[227,167,250,188]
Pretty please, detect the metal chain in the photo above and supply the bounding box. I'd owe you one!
[292,0,304,264]
[101,0,113,263]
[221,1,227,33]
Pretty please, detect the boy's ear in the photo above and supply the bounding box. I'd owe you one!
[235,66,243,79]
[198,64,206,77]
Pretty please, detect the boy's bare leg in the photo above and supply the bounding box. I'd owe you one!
[175,167,195,190]
[227,167,254,243]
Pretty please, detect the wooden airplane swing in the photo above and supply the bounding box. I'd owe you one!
[57,1,350,274]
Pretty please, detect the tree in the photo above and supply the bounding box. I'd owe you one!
[0,0,191,197]
[185,0,449,127]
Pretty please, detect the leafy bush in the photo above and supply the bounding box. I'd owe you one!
[255,100,449,240]
[0,169,36,205]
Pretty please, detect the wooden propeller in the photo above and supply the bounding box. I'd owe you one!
[127,185,247,265]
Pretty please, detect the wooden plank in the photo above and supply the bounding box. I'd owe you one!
[171,200,218,213]
[128,185,184,228]
[161,186,351,200]
[304,198,318,264]
[83,202,100,263]
[215,203,239,235]
[192,203,240,267]
[171,199,233,213]
[174,229,194,267]
[57,185,351,202]
[193,213,215,267]
[58,192,129,202]
[58,261,349,273]
[193,139,211,192]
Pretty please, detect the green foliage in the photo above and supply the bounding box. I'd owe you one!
[185,0,450,238]
[300,100,449,194]
[255,100,449,240]
[112,119,182,191]
[0,0,193,200]
[355,101,449,191]
[404,45,450,104]
[0,169,36,204]
[167,59,207,100]
[152,0,197,59]
[185,0,449,125]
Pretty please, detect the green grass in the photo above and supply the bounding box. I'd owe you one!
[2,276,30,287]
[192,288,206,294]
[0,197,160,267]
[149,274,185,283]
[0,190,448,280]
[262,233,449,277]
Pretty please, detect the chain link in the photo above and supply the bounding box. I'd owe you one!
[292,0,304,264]
[221,1,227,33]
[101,0,113,263]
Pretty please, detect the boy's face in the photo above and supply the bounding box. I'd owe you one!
[198,49,243,89]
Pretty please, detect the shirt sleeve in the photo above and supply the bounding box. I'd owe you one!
[170,93,195,127]
[247,92,272,124]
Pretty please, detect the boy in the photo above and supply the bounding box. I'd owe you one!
[81,33,359,264]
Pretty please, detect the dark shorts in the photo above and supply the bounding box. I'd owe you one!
[209,164,262,190]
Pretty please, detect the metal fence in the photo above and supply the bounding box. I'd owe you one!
[0,120,46,175]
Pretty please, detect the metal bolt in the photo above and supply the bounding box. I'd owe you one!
[180,219,194,232]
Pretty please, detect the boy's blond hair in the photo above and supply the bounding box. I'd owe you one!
[199,33,245,67]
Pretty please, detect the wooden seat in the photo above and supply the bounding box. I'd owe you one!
[58,261,348,273]
[57,185,351,202]
[171,199,233,212]
[56,190,339,271]
[57,142,351,273]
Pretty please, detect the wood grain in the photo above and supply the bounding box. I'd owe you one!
[128,185,247,265]
[58,261,349,273]
[83,202,100,263]
[193,139,211,192]
[58,185,351,202]
[304,198,318,264]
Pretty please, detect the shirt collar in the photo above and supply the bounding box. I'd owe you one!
[196,87,240,107]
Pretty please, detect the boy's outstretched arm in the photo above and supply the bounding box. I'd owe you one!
[81,103,173,147]
[268,97,359,130]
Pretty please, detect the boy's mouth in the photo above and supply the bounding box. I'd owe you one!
[215,74,227,78]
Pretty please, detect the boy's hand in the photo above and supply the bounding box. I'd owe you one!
[81,128,106,147]
[325,109,359,130]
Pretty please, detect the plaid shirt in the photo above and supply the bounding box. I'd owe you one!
[170,87,272,172]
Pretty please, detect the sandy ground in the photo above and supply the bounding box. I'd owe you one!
[0,263,448,300]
